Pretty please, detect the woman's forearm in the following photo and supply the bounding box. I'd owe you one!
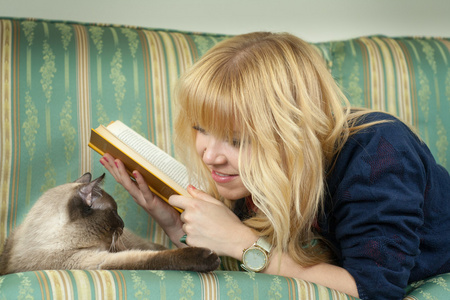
[262,252,359,298]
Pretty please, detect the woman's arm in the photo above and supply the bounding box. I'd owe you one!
[264,253,359,298]
[170,186,359,298]
[100,154,186,247]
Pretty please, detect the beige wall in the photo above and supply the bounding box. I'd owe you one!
[1,0,449,42]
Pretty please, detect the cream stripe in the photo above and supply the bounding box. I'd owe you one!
[316,280,332,299]
[138,31,168,246]
[294,278,316,299]
[138,30,155,141]
[384,38,413,126]
[373,37,397,116]
[158,32,178,153]
[89,270,116,300]
[142,31,168,149]
[71,270,93,299]
[199,272,218,299]
[73,24,91,174]
[0,19,12,248]
[170,33,196,158]
[45,270,73,300]
[361,37,385,111]
[403,296,419,300]
[172,33,196,71]
[399,42,419,128]
[141,30,171,246]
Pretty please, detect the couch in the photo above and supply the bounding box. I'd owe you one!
[0,17,449,299]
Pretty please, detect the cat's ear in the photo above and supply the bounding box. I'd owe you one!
[78,173,105,207]
[75,172,92,183]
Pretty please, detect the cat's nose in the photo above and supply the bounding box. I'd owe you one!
[113,210,125,229]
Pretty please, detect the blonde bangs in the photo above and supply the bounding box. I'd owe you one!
[176,55,242,144]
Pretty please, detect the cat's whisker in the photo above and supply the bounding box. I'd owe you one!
[110,231,119,252]
[115,231,129,250]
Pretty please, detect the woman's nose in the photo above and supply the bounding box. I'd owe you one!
[202,139,227,165]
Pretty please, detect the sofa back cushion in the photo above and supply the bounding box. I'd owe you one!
[0,18,229,246]
[0,18,449,248]
[316,36,450,170]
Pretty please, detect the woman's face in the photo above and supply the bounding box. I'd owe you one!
[194,126,251,200]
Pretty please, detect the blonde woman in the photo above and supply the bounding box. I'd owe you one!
[101,32,450,299]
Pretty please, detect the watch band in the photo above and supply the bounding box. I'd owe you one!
[255,236,272,253]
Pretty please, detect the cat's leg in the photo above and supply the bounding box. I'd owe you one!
[68,247,220,272]
[113,229,167,251]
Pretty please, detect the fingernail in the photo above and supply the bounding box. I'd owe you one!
[132,171,138,178]
[100,159,105,166]
[115,161,119,168]
[103,156,109,162]
[188,184,196,190]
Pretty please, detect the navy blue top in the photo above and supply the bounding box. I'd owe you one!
[233,112,450,299]
[319,112,450,299]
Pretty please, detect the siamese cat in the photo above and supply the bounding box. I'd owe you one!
[0,173,220,275]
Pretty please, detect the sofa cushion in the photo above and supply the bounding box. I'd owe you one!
[1,18,449,299]
[316,36,450,170]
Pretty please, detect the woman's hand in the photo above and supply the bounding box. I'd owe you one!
[100,153,185,245]
[169,185,258,259]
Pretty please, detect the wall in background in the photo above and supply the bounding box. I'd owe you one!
[2,0,449,42]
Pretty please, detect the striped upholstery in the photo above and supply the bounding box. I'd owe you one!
[0,270,358,299]
[0,18,449,299]
[315,37,450,169]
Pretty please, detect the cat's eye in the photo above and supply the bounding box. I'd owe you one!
[82,205,93,215]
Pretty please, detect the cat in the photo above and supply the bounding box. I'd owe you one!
[0,173,220,275]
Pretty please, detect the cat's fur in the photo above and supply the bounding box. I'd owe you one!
[0,173,220,275]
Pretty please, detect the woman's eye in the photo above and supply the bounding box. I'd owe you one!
[193,125,206,134]
[231,138,240,147]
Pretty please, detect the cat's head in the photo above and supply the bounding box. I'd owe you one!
[68,173,125,250]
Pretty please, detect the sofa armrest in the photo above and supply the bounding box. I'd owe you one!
[0,270,359,299]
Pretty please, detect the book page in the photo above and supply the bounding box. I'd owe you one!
[107,121,189,189]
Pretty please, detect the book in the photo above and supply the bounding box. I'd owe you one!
[89,120,190,213]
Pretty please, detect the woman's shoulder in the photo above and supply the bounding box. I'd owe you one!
[351,110,403,128]
[333,110,429,177]
[348,110,420,146]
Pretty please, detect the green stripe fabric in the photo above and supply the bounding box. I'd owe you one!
[1,18,449,300]
[0,18,229,243]
[0,270,359,299]
[317,36,450,169]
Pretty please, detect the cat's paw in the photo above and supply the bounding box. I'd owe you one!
[174,247,221,272]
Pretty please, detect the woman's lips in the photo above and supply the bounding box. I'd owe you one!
[211,170,238,183]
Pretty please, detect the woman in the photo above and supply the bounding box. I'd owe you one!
[101,32,450,299]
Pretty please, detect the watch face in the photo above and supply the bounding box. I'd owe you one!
[243,248,268,272]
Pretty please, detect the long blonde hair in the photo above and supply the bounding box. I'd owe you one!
[175,32,371,266]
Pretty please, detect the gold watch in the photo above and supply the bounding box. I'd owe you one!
[241,237,272,272]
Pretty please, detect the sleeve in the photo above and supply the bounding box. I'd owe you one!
[331,121,426,300]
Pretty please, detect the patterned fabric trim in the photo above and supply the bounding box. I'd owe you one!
[0,19,13,249]
[0,270,360,299]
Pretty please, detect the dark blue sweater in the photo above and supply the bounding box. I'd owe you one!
[320,112,450,299]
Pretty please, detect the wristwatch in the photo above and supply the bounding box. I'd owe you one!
[241,237,272,272]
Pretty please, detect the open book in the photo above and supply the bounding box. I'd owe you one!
[89,120,190,213]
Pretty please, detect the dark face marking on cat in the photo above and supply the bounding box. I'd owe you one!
[68,174,125,242]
